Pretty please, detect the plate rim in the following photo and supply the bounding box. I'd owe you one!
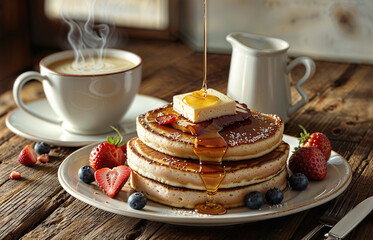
[58,134,352,225]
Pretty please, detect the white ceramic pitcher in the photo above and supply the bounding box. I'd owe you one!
[226,32,315,123]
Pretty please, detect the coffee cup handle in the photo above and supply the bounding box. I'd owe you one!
[286,57,316,115]
[13,71,62,125]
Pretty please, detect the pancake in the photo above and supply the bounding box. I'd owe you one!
[130,168,288,209]
[137,104,284,161]
[127,137,289,190]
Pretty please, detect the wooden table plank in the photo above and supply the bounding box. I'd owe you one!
[287,64,372,143]
[20,197,163,240]
[0,149,72,240]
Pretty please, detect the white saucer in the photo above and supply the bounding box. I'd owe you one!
[6,94,167,147]
[58,135,352,226]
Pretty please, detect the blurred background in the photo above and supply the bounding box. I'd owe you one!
[1,0,372,91]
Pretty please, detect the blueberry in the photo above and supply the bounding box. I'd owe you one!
[34,142,50,155]
[128,192,147,210]
[289,173,309,191]
[78,165,95,184]
[244,191,264,209]
[265,188,284,205]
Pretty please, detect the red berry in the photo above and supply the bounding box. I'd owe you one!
[89,142,125,171]
[37,154,50,163]
[289,147,327,180]
[120,143,127,153]
[156,114,177,125]
[17,145,37,166]
[9,171,21,179]
[94,166,131,198]
[296,125,332,161]
[303,132,332,160]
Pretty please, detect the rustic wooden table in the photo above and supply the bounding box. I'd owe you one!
[0,39,372,240]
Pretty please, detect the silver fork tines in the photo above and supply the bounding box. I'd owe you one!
[301,192,359,240]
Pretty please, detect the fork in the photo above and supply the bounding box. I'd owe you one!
[301,192,359,240]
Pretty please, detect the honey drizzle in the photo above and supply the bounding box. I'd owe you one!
[202,0,207,96]
[194,163,226,215]
[182,0,220,109]
[191,0,227,215]
[183,90,220,108]
[193,127,227,214]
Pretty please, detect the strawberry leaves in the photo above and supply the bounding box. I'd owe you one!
[107,126,126,147]
[294,125,310,152]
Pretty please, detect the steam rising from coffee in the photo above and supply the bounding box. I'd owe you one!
[60,0,119,72]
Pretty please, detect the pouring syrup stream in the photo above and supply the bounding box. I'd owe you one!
[192,0,227,215]
[202,0,207,96]
[182,0,220,108]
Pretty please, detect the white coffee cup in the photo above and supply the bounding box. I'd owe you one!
[13,49,142,135]
[226,32,315,123]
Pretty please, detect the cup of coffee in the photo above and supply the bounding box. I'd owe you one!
[13,49,142,135]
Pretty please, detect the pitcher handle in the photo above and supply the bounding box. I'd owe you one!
[286,57,316,115]
[13,71,62,125]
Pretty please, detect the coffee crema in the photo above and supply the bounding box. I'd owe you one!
[47,56,136,75]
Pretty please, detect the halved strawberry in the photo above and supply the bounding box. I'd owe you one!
[94,166,131,198]
[156,114,177,125]
[9,171,21,179]
[89,142,125,171]
[37,154,49,163]
[289,147,327,180]
[17,145,37,166]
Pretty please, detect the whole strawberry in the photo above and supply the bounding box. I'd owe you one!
[89,127,126,171]
[295,125,332,161]
[89,142,125,171]
[289,147,327,180]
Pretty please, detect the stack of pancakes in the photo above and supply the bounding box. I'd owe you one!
[127,103,289,209]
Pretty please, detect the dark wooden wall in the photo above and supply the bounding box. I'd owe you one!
[0,0,32,83]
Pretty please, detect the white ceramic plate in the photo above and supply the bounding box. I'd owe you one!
[58,135,352,226]
[6,95,167,147]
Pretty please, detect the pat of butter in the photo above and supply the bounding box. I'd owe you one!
[173,89,236,123]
